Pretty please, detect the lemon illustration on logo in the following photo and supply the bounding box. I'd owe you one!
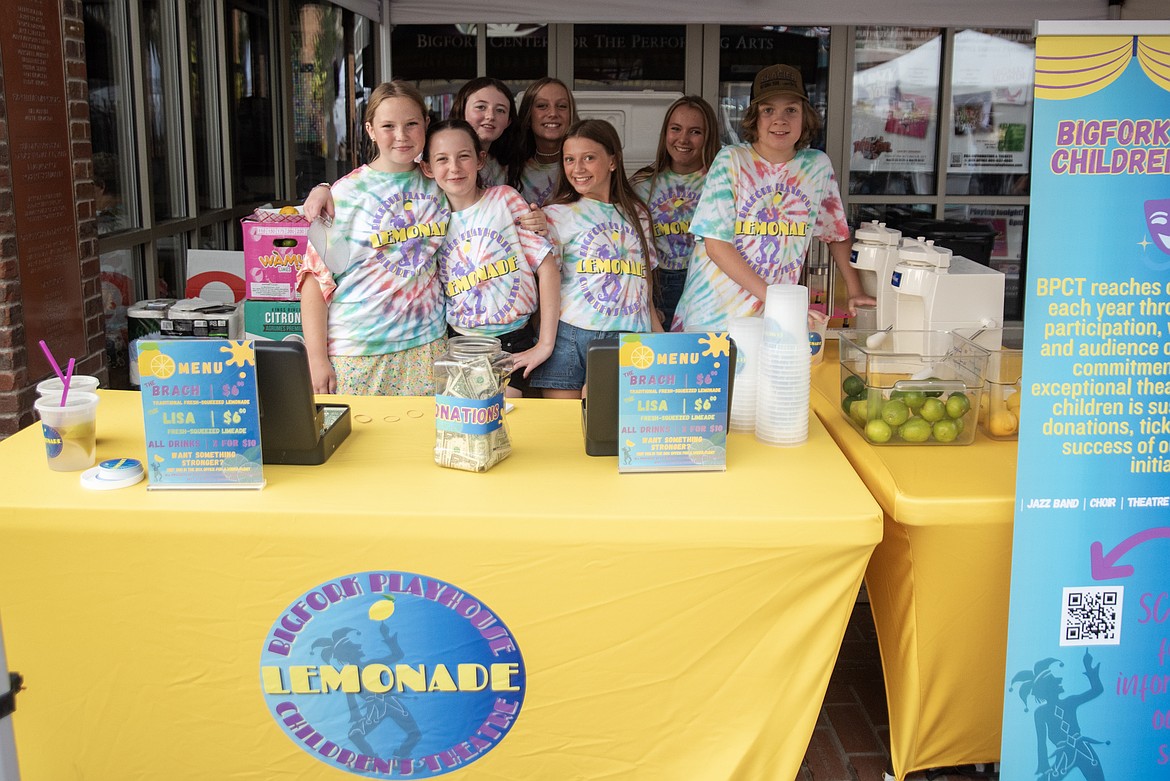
[772,193,784,206]
[630,345,655,369]
[619,336,642,367]
[368,594,396,621]
[404,200,414,212]
[672,197,687,208]
[137,343,175,379]
[611,230,622,245]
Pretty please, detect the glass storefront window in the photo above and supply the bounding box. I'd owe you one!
[717,26,830,147]
[945,29,1033,197]
[573,25,685,92]
[291,2,345,193]
[485,24,547,97]
[945,203,1028,319]
[390,24,477,120]
[141,0,187,221]
[188,0,224,211]
[850,26,942,196]
[84,0,139,233]
[226,1,276,203]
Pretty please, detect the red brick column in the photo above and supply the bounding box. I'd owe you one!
[0,0,104,439]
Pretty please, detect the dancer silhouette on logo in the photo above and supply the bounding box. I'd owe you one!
[312,623,422,758]
[1010,650,1108,781]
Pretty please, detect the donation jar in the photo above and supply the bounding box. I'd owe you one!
[434,336,513,472]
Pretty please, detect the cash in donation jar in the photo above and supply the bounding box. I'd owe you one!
[434,336,513,472]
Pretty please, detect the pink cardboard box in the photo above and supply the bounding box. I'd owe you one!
[241,209,310,300]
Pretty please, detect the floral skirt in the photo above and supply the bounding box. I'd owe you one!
[332,337,447,396]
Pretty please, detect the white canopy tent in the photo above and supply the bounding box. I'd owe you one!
[382,0,1108,27]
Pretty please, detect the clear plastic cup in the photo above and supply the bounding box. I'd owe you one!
[37,374,100,397]
[34,391,99,472]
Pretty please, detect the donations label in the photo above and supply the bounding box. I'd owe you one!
[260,572,525,778]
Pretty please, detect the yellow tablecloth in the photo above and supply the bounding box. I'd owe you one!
[811,343,1017,780]
[0,391,880,780]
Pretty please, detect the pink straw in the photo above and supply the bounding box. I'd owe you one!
[39,339,66,382]
[60,358,75,407]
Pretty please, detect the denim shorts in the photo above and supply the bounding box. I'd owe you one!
[528,321,624,390]
[449,322,538,393]
[655,268,688,330]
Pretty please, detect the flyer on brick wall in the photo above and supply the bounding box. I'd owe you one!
[1000,23,1170,780]
[138,339,265,489]
[617,332,731,473]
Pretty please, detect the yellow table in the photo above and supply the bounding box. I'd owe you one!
[1,391,880,780]
[811,343,1017,780]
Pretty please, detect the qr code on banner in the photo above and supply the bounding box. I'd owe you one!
[1061,586,1123,646]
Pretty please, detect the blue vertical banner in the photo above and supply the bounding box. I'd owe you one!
[1001,23,1170,780]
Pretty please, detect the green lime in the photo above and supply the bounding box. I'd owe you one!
[865,418,893,444]
[945,392,971,419]
[923,378,945,397]
[932,418,959,443]
[849,399,869,426]
[880,398,910,427]
[841,392,864,414]
[898,417,932,443]
[842,374,865,397]
[919,397,946,423]
[891,389,926,411]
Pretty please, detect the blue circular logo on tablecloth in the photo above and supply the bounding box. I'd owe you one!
[260,572,525,777]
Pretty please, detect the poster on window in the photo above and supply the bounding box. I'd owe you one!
[850,27,941,176]
[947,30,1035,174]
[1000,22,1170,781]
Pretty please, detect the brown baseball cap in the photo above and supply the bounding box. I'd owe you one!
[751,64,807,105]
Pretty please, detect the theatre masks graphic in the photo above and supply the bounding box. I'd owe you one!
[1144,198,1170,256]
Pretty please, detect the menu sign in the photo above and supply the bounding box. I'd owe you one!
[138,339,265,489]
[1000,23,1170,780]
[617,332,731,473]
[1,0,86,378]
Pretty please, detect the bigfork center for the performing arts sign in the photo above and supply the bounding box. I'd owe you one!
[260,572,525,777]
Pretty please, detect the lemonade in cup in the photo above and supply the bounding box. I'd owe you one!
[35,391,99,471]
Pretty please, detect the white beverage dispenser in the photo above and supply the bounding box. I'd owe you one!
[849,221,902,329]
[890,238,1006,333]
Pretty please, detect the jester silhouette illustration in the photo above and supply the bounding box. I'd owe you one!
[593,240,623,304]
[312,623,422,758]
[1010,650,1108,781]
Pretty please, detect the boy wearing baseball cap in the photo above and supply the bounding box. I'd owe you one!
[672,64,874,330]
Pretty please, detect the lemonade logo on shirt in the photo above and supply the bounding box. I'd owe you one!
[648,184,699,266]
[734,182,813,279]
[439,226,523,328]
[576,221,647,318]
[260,571,525,778]
[368,192,449,277]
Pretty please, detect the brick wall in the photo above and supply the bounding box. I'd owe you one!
[0,0,103,439]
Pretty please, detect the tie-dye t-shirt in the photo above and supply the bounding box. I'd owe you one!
[632,168,706,273]
[673,144,850,330]
[297,165,449,355]
[519,160,561,207]
[545,199,657,333]
[438,186,554,337]
[481,156,506,188]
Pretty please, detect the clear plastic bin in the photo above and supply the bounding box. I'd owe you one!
[837,330,990,445]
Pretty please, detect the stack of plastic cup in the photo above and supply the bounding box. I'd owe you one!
[728,316,764,431]
[755,284,811,446]
[37,374,100,400]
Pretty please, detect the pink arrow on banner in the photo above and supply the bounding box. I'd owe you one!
[1091,527,1170,580]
